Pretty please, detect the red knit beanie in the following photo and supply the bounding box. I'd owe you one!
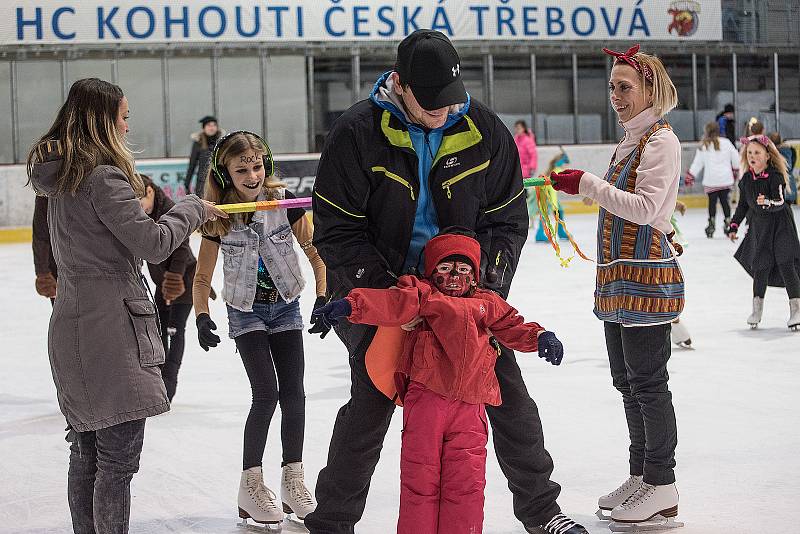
[424,233,482,283]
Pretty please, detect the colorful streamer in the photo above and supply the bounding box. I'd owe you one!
[530,179,592,267]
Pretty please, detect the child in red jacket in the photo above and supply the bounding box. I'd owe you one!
[313,232,564,534]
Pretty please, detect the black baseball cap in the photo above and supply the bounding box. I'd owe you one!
[199,115,217,126]
[396,30,467,111]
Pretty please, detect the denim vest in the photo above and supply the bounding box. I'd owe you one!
[220,188,305,311]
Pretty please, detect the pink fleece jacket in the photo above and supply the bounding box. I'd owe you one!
[579,108,681,235]
[514,132,538,178]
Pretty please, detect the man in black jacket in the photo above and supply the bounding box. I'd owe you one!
[184,115,222,197]
[306,30,587,534]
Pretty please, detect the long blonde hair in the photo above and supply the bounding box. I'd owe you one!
[701,121,721,151]
[200,132,282,237]
[26,78,140,196]
[631,52,678,118]
[740,136,789,185]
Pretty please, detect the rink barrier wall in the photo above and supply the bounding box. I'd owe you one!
[2,141,797,243]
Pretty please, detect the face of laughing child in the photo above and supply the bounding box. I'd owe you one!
[746,143,769,174]
[432,261,475,297]
[227,149,266,201]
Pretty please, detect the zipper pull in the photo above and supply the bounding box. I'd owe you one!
[445,184,452,199]
[409,186,415,201]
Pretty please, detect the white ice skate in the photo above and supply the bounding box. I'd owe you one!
[747,297,764,329]
[788,298,800,331]
[238,467,283,532]
[280,462,316,521]
[669,321,692,349]
[596,475,643,519]
[609,482,683,532]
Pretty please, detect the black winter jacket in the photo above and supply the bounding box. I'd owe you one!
[312,97,528,314]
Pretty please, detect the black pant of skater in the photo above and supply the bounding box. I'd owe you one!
[235,330,306,469]
[67,418,146,534]
[753,263,800,299]
[707,189,731,220]
[304,327,561,533]
[604,322,677,485]
[154,291,192,401]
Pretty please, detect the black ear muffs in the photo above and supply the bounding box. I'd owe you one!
[210,130,275,190]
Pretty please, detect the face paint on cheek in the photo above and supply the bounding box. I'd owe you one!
[434,273,474,296]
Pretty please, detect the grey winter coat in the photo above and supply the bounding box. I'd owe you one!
[30,143,206,432]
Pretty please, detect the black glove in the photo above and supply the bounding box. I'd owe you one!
[196,313,220,351]
[537,331,563,366]
[308,296,332,339]
[310,298,352,332]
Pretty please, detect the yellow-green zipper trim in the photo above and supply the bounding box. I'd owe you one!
[485,187,525,214]
[441,160,490,199]
[314,191,367,219]
[371,166,416,200]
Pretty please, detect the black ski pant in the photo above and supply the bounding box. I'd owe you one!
[604,322,677,486]
[707,189,731,220]
[304,328,561,533]
[154,290,192,402]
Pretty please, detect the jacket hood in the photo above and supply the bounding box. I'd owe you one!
[369,71,469,130]
[29,140,65,196]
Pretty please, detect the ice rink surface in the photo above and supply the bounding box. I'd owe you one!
[1,208,799,534]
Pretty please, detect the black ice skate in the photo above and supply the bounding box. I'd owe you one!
[527,512,589,534]
[704,217,715,238]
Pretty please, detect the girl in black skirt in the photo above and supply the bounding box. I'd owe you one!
[728,134,800,329]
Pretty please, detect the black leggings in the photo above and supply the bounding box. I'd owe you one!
[753,263,800,299]
[235,329,306,470]
[707,189,731,219]
[155,292,192,402]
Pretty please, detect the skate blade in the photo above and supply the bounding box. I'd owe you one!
[748,324,758,330]
[596,508,612,520]
[238,517,283,532]
[609,515,684,532]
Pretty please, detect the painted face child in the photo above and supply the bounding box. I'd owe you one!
[431,256,476,297]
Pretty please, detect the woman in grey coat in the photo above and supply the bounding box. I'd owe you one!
[27,78,226,534]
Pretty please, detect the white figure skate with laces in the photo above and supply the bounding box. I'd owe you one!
[238,467,283,532]
[609,482,684,532]
[281,462,316,522]
[596,475,643,519]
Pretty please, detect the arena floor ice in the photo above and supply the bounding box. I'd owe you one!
[2,207,798,534]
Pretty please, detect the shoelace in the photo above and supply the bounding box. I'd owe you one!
[543,513,577,534]
[620,482,655,510]
[250,479,280,512]
[285,475,315,506]
[607,476,641,497]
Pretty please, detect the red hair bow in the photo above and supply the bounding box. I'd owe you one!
[603,44,653,82]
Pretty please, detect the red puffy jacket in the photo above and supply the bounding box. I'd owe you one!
[346,275,544,406]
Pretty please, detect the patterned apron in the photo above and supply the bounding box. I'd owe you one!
[595,120,685,326]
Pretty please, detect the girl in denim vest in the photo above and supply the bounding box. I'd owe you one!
[192,131,326,529]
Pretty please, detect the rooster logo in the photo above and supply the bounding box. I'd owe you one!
[668,1,700,37]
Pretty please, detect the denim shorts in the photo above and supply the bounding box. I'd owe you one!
[226,299,304,338]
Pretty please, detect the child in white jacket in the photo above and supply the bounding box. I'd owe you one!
[686,121,740,238]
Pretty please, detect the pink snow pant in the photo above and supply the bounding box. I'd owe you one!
[397,381,488,534]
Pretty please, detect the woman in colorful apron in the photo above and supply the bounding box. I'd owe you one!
[551,45,684,531]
